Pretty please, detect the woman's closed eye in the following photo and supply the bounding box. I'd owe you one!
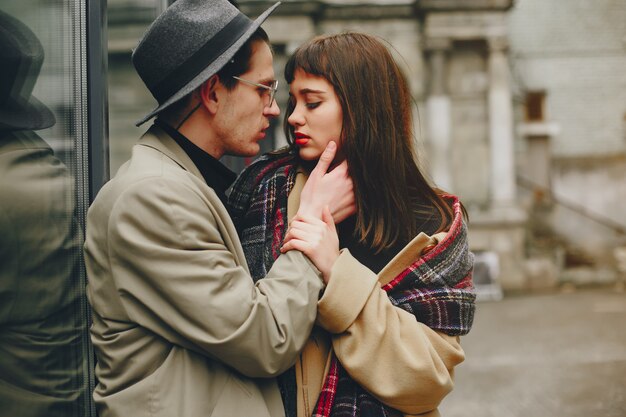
[306,102,321,109]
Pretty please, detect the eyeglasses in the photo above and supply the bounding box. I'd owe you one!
[232,76,278,108]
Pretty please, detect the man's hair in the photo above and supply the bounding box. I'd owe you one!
[284,32,455,252]
[159,27,270,121]
[217,27,270,90]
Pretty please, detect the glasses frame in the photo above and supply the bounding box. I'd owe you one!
[232,76,278,108]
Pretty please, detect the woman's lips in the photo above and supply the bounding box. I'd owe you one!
[295,132,310,145]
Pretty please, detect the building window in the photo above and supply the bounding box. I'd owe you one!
[525,91,546,122]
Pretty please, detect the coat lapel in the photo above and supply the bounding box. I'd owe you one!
[137,124,205,182]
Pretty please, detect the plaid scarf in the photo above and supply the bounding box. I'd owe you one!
[228,151,298,282]
[228,152,476,417]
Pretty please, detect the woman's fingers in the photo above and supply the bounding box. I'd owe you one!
[283,226,312,244]
[309,141,337,179]
[280,238,309,254]
[322,205,335,229]
[282,217,323,250]
[280,205,339,281]
[290,215,324,228]
[297,141,356,221]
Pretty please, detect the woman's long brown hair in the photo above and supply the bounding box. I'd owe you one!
[284,32,455,252]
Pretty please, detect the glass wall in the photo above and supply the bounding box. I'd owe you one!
[0,1,96,416]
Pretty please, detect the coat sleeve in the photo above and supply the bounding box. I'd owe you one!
[107,177,323,378]
[316,250,465,415]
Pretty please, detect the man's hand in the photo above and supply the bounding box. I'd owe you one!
[281,206,339,283]
[298,142,355,224]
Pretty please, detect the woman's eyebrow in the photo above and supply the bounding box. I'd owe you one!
[288,88,326,97]
[300,88,325,95]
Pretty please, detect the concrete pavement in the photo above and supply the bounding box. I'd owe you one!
[439,287,626,417]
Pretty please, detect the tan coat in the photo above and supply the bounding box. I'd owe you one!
[84,126,325,417]
[288,173,466,417]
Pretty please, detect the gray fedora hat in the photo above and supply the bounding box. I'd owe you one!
[0,10,55,131]
[132,0,280,126]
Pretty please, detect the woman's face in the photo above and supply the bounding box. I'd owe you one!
[287,69,344,161]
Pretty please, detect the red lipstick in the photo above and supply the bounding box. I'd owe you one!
[295,132,310,145]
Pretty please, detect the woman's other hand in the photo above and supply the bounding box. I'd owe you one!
[280,206,339,283]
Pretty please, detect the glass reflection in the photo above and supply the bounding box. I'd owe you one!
[0,8,89,417]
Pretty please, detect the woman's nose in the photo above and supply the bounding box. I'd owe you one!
[288,107,303,126]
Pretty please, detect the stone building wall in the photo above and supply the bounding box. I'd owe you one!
[510,0,625,156]
[509,0,626,282]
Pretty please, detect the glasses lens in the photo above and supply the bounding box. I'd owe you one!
[268,80,278,107]
[269,90,275,107]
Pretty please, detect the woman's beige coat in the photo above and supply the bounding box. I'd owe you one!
[287,173,466,417]
[84,126,326,417]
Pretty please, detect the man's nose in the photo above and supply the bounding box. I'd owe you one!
[264,99,280,117]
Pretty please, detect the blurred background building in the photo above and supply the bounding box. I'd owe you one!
[107,0,626,293]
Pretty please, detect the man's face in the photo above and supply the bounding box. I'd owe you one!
[214,40,280,158]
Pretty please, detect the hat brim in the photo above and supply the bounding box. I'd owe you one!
[135,2,280,127]
[0,95,56,132]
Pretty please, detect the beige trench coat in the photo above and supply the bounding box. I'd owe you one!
[84,125,325,417]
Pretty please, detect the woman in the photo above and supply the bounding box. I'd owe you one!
[229,32,476,417]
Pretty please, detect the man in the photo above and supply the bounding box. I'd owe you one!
[84,1,351,416]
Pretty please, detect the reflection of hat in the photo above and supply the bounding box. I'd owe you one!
[0,11,55,131]
[132,0,280,126]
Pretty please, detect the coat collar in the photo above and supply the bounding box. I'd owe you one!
[137,124,204,182]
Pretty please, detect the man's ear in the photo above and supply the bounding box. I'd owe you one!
[200,75,220,115]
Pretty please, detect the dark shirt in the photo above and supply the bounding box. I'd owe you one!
[155,120,236,207]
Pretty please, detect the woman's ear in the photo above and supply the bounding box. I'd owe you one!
[200,75,219,115]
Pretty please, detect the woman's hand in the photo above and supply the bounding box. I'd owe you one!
[298,141,356,224]
[280,206,339,283]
